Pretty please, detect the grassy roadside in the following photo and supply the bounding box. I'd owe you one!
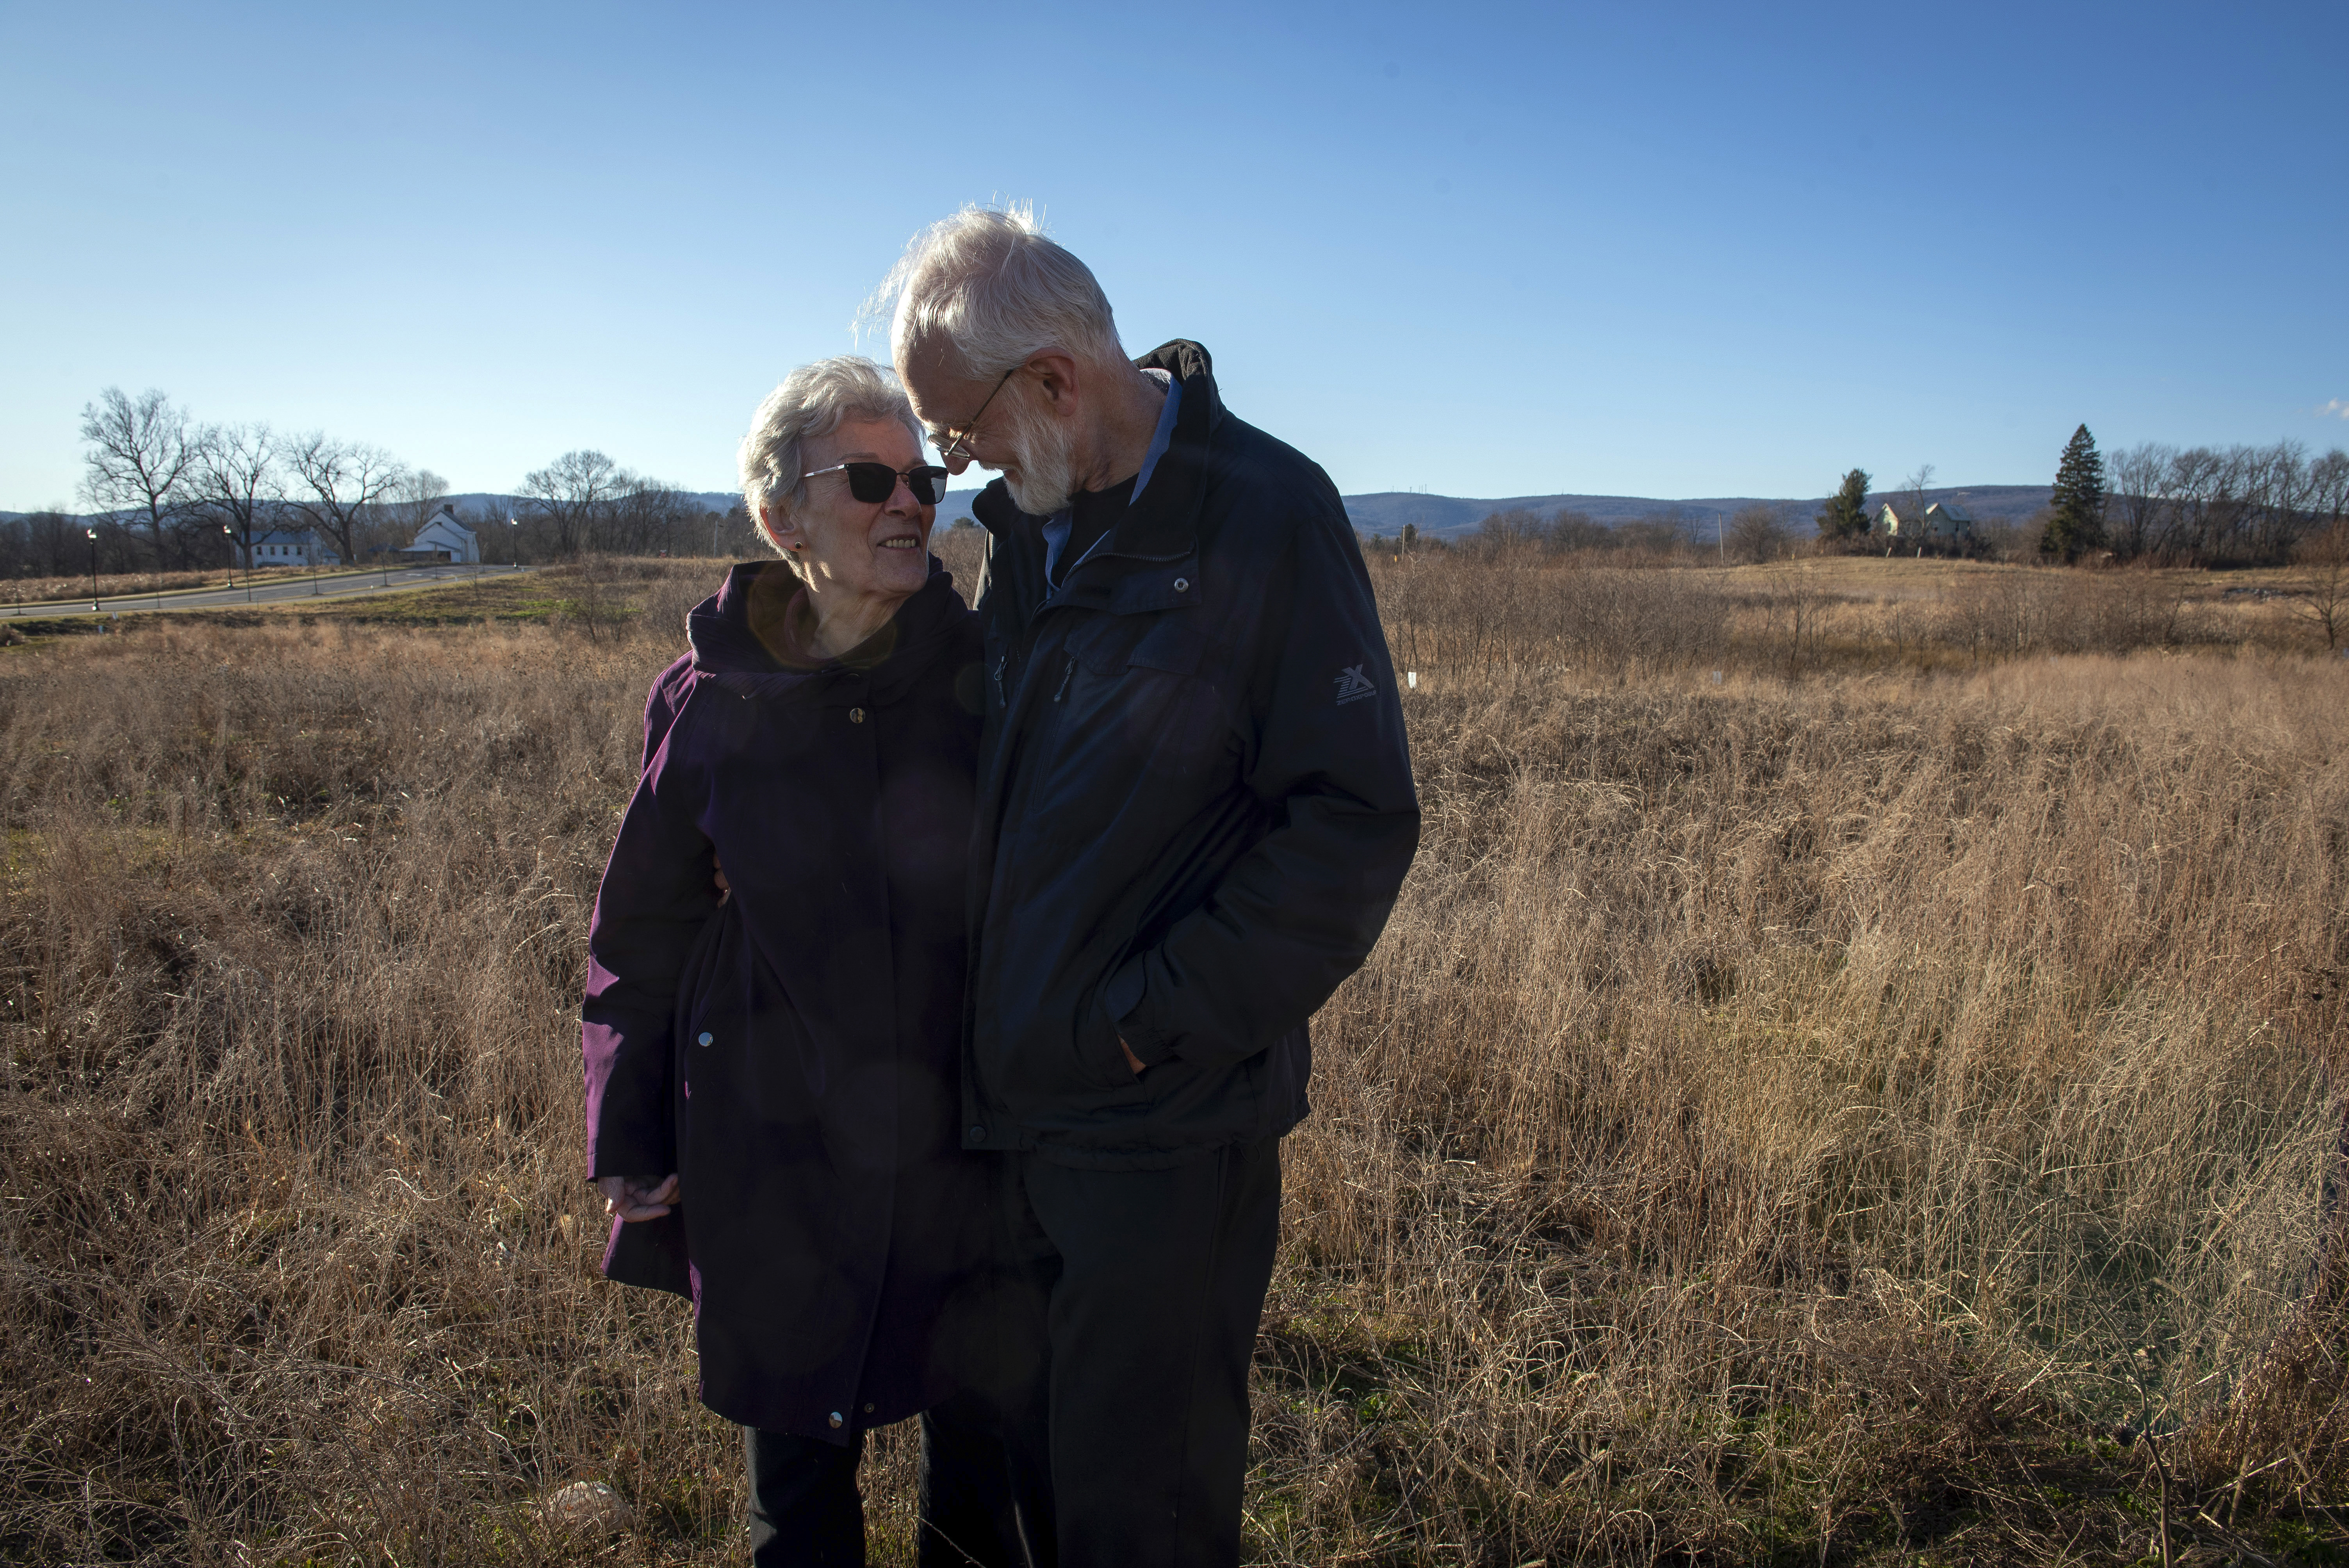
[0,561,718,649]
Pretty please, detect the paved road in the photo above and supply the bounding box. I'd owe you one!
[4,562,537,618]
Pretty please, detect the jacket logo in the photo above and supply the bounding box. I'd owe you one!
[1333,665,1377,706]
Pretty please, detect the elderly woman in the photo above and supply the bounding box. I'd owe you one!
[581,356,1006,1566]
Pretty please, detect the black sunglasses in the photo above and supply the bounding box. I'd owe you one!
[800,461,952,506]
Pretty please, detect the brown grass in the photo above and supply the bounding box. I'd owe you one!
[3,550,2343,1564]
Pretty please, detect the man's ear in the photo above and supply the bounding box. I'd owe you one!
[1026,350,1084,418]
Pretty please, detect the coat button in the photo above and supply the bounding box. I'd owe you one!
[697,1032,712,1047]
[863,1402,875,1413]
[1173,577,1189,592]
[828,1412,843,1429]
[848,707,865,723]
[967,1125,986,1141]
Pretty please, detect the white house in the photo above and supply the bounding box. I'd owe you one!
[239,528,339,569]
[1877,500,1980,551]
[401,503,480,564]
[1921,501,1976,540]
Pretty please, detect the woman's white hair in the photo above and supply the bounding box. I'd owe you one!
[873,204,1126,381]
[737,356,921,558]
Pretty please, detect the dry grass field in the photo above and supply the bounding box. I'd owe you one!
[2,549,2344,1565]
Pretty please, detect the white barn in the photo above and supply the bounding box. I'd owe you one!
[401,503,481,564]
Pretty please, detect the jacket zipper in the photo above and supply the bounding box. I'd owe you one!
[1052,655,1075,702]
[991,652,1007,708]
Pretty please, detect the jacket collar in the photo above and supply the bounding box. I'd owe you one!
[685,558,964,702]
[971,339,1221,568]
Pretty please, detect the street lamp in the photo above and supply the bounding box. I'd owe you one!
[85,527,98,609]
[508,515,520,570]
[224,524,236,590]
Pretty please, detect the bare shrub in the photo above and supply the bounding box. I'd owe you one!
[2297,518,2349,650]
[1727,502,1793,564]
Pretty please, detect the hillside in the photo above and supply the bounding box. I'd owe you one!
[3,483,2056,540]
[1341,484,2053,538]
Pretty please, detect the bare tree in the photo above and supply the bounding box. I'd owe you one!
[1902,463,1936,536]
[2312,448,2349,531]
[2296,518,2349,651]
[604,477,695,554]
[2244,441,2313,563]
[283,434,408,568]
[2162,447,2224,561]
[192,422,280,571]
[520,450,621,557]
[2105,442,2175,559]
[1470,508,1548,559]
[1727,503,1792,564]
[1547,510,1610,553]
[79,388,199,570]
[384,468,454,542]
[1616,513,1690,557]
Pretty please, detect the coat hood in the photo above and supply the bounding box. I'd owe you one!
[683,558,968,705]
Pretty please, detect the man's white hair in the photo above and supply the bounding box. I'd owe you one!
[875,205,1126,381]
[737,356,921,557]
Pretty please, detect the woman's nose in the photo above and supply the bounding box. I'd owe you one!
[885,476,921,516]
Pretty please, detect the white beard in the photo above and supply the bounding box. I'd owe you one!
[1000,399,1080,517]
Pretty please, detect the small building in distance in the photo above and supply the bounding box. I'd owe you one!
[239,527,339,569]
[401,503,480,565]
[1876,500,1980,554]
[1921,501,1976,542]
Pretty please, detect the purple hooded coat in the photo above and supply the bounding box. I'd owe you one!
[581,559,991,1441]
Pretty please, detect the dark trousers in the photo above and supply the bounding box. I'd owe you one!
[986,1136,1283,1568]
[746,1386,1023,1567]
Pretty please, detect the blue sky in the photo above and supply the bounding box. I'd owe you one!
[3,0,2342,511]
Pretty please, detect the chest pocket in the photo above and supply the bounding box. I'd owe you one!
[1048,614,1228,790]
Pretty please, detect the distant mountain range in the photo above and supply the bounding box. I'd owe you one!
[4,483,2055,539]
[1338,484,2055,538]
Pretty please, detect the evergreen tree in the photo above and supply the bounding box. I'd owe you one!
[1814,468,1871,541]
[2042,424,2106,561]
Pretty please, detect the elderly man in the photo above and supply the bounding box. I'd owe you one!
[880,208,1420,1566]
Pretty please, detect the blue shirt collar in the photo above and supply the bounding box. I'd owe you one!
[1043,369,1182,583]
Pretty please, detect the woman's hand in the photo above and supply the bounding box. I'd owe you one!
[596,1172,681,1221]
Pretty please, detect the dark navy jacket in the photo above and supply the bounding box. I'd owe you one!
[581,561,990,1441]
[962,340,1420,1168]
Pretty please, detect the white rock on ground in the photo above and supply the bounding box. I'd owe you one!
[542,1479,633,1535]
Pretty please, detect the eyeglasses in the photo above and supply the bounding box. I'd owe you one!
[930,367,1018,467]
[800,461,952,506]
